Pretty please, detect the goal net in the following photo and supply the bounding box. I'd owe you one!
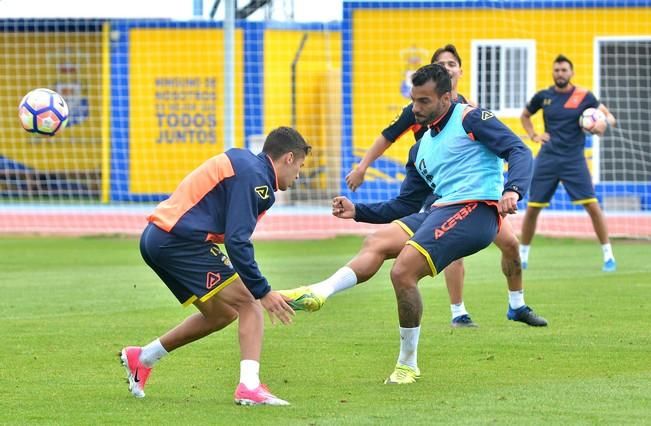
[0,1,649,239]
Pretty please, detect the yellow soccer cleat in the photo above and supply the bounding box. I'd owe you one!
[278,286,325,312]
[384,364,421,384]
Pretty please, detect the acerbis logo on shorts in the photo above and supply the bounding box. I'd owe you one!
[206,272,222,289]
[434,202,478,240]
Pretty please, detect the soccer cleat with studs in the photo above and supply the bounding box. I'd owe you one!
[384,364,421,385]
[507,305,548,327]
[120,346,152,398]
[451,314,478,328]
[278,286,325,312]
[234,383,290,406]
[602,258,617,272]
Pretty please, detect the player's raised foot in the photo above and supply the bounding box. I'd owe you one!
[234,383,290,406]
[602,258,617,272]
[383,364,420,385]
[507,305,548,327]
[278,286,325,312]
[522,261,528,270]
[120,346,152,398]
[451,314,478,328]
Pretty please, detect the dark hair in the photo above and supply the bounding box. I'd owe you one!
[411,63,452,95]
[262,126,311,160]
[431,44,462,67]
[554,54,574,70]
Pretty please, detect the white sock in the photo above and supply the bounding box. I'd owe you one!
[309,266,358,298]
[450,302,468,319]
[601,243,614,261]
[508,290,525,310]
[519,244,530,263]
[139,338,169,367]
[397,326,420,369]
[239,360,261,390]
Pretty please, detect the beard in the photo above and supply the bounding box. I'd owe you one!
[555,78,569,89]
[413,114,430,125]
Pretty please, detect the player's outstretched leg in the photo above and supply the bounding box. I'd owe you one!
[120,346,152,398]
[507,305,548,327]
[281,225,411,313]
[278,286,325,312]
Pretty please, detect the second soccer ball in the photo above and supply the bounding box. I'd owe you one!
[578,107,605,133]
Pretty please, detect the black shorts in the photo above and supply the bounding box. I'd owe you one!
[394,202,499,275]
[529,153,597,207]
[139,223,239,306]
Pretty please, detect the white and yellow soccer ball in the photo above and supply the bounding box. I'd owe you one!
[578,107,606,133]
[18,88,69,136]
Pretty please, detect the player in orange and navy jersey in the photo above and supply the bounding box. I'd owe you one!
[302,45,541,329]
[519,54,617,272]
[120,126,310,406]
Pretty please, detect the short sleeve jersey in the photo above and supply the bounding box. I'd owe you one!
[382,94,469,143]
[526,86,599,157]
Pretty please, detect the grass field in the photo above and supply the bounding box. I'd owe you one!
[1,235,650,425]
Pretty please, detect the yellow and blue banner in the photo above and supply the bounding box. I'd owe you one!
[110,21,244,201]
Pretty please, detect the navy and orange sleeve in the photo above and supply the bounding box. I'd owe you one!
[354,143,432,223]
[222,174,271,299]
[586,91,600,109]
[463,108,533,200]
[148,154,234,232]
[381,103,418,142]
[525,90,544,115]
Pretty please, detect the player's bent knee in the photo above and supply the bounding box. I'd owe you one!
[215,278,255,307]
[389,261,422,288]
[495,235,519,257]
[195,296,239,332]
[389,266,408,288]
[207,311,238,332]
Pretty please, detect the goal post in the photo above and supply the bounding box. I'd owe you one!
[0,1,649,238]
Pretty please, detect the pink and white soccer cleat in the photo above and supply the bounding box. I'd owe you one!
[120,346,152,398]
[234,383,290,406]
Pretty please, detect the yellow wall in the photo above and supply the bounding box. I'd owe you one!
[352,7,651,162]
[129,28,244,194]
[0,33,103,171]
[264,29,342,187]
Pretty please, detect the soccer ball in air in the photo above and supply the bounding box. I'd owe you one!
[578,107,606,133]
[18,88,69,136]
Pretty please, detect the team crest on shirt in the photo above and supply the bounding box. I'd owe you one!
[481,111,495,120]
[399,46,429,98]
[255,186,270,199]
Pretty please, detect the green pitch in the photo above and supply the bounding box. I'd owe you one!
[1,235,650,424]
